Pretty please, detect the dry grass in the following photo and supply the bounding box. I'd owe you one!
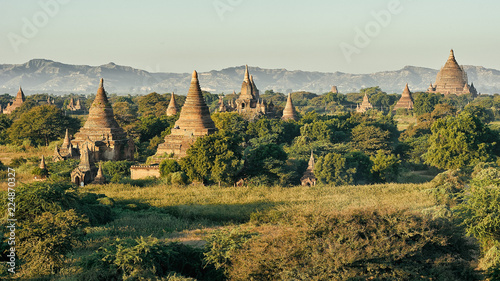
[83,182,435,213]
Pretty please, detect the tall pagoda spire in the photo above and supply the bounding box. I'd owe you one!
[62,129,71,149]
[39,155,46,170]
[16,87,26,102]
[250,75,259,100]
[239,65,254,100]
[282,93,298,121]
[394,83,414,110]
[81,78,121,130]
[171,71,216,136]
[166,92,178,116]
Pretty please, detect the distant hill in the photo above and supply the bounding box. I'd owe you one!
[1,59,499,95]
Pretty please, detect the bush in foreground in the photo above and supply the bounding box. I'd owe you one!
[206,209,480,280]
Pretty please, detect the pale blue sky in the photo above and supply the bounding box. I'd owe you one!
[1,0,498,73]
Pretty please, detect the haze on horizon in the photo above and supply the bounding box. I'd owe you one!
[1,0,499,74]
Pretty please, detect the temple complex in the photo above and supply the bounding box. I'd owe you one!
[356,93,373,113]
[330,86,338,93]
[282,93,299,121]
[301,151,317,186]
[393,83,414,111]
[3,87,26,114]
[427,50,477,96]
[154,70,216,159]
[218,65,274,118]
[71,146,97,186]
[67,97,85,112]
[166,92,178,116]
[58,78,134,164]
[53,129,78,162]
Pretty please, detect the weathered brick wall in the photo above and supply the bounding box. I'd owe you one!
[130,166,160,179]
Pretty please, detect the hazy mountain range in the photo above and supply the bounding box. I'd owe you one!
[1,59,499,96]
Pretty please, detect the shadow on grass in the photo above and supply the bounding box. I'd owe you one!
[114,198,281,224]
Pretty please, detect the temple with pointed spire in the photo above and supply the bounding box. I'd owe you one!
[154,70,217,158]
[166,92,178,116]
[66,78,134,162]
[393,83,414,111]
[427,49,477,96]
[92,162,106,184]
[300,151,317,186]
[71,145,97,186]
[221,65,274,118]
[3,87,26,114]
[282,93,299,121]
[67,97,85,112]
[356,93,373,113]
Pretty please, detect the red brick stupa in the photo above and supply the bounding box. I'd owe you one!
[70,78,134,161]
[155,71,216,158]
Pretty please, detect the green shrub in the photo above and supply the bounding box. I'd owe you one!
[17,210,87,277]
[9,156,27,167]
[370,150,401,183]
[170,171,188,185]
[204,227,258,272]
[81,237,223,281]
[0,181,113,225]
[103,160,134,182]
[427,170,468,206]
[159,159,181,177]
[212,210,479,281]
[31,166,49,177]
[48,158,79,179]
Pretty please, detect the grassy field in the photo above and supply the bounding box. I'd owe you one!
[76,181,437,248]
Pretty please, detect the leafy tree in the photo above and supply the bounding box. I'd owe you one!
[351,123,392,155]
[430,103,457,119]
[370,151,401,183]
[102,160,134,182]
[159,159,181,177]
[243,143,289,185]
[8,105,80,146]
[137,92,166,117]
[456,165,500,276]
[314,152,356,186]
[180,131,243,184]
[463,105,495,124]
[132,115,176,143]
[112,101,138,126]
[246,117,300,145]
[0,114,12,144]
[369,92,398,110]
[211,112,248,137]
[426,112,497,169]
[18,210,87,277]
[8,99,38,120]
[413,92,442,116]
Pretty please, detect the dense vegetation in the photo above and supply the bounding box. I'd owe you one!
[0,87,499,279]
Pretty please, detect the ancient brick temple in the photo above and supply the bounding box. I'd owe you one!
[393,83,414,111]
[282,93,298,121]
[67,97,85,112]
[218,65,274,118]
[53,129,78,161]
[301,151,317,186]
[2,87,25,114]
[166,92,178,116]
[71,145,97,186]
[63,78,134,163]
[356,93,373,113]
[154,70,217,159]
[427,49,477,96]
